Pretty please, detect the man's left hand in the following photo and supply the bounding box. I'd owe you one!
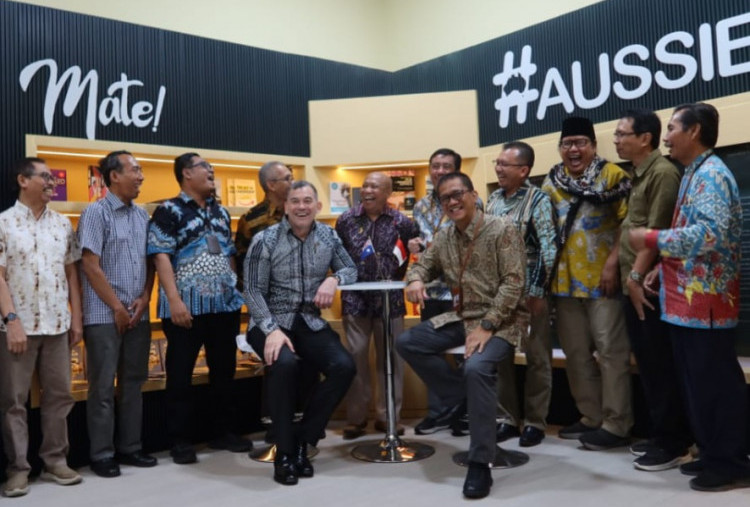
[464,325,493,359]
[128,295,150,329]
[313,276,338,309]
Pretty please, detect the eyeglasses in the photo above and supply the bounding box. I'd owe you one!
[613,131,638,139]
[189,161,213,171]
[493,159,526,169]
[430,162,455,171]
[559,139,591,150]
[438,189,469,205]
[269,175,294,183]
[30,172,55,182]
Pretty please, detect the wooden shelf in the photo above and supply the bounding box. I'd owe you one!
[64,363,264,406]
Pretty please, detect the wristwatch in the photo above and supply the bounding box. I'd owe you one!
[331,274,342,285]
[628,270,645,285]
[3,312,17,324]
[479,319,495,332]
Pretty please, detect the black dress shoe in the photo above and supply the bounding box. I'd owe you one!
[90,458,121,478]
[463,461,493,499]
[116,450,158,468]
[519,426,545,447]
[170,444,197,465]
[294,443,314,478]
[496,422,521,443]
[208,433,253,453]
[274,454,299,486]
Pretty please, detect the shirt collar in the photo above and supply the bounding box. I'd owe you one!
[455,210,485,239]
[104,190,129,210]
[633,150,662,179]
[496,180,530,199]
[13,199,48,220]
[685,149,714,174]
[178,191,215,207]
[353,203,394,219]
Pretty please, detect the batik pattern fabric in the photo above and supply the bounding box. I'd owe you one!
[542,161,629,298]
[655,150,742,329]
[147,192,243,318]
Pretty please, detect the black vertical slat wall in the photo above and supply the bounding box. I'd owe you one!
[4,0,750,209]
[0,1,392,208]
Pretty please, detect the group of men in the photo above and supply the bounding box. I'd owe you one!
[0,101,748,499]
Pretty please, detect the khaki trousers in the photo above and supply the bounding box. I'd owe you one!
[0,332,74,474]
[342,315,404,424]
[555,297,633,437]
[497,298,552,429]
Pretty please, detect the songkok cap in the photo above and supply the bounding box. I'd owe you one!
[561,116,596,142]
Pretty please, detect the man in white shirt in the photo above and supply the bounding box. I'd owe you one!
[0,157,83,497]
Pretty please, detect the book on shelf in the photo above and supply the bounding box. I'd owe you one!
[147,339,166,378]
[50,169,67,201]
[70,341,86,387]
[88,165,108,202]
[232,178,257,208]
[387,171,415,211]
[329,182,352,213]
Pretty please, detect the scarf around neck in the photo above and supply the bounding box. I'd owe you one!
[548,155,631,247]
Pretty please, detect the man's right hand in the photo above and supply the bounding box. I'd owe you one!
[169,298,193,329]
[6,320,27,355]
[405,280,427,309]
[264,329,295,366]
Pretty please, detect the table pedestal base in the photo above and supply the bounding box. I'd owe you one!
[249,444,319,463]
[452,447,529,468]
[351,436,435,463]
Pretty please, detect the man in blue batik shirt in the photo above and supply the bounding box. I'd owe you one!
[148,152,251,465]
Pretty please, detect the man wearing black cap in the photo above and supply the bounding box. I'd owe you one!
[541,117,633,450]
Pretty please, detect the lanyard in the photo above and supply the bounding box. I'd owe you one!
[670,155,708,228]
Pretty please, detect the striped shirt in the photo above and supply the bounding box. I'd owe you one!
[487,181,557,298]
[244,218,357,335]
[78,191,150,326]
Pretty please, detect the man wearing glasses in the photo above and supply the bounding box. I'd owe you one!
[148,153,251,465]
[397,172,527,499]
[0,158,83,496]
[541,117,633,450]
[613,110,690,471]
[487,142,557,448]
[234,161,293,291]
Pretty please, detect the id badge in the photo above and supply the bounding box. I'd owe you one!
[206,234,221,255]
[451,287,462,313]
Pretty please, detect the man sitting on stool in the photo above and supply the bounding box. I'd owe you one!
[396,172,528,499]
[244,181,357,485]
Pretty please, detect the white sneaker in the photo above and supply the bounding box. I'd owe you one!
[41,464,82,486]
[3,472,29,497]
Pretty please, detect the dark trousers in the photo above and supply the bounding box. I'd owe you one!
[420,300,455,418]
[669,324,750,479]
[163,311,241,444]
[397,320,513,464]
[247,317,355,455]
[623,298,692,454]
